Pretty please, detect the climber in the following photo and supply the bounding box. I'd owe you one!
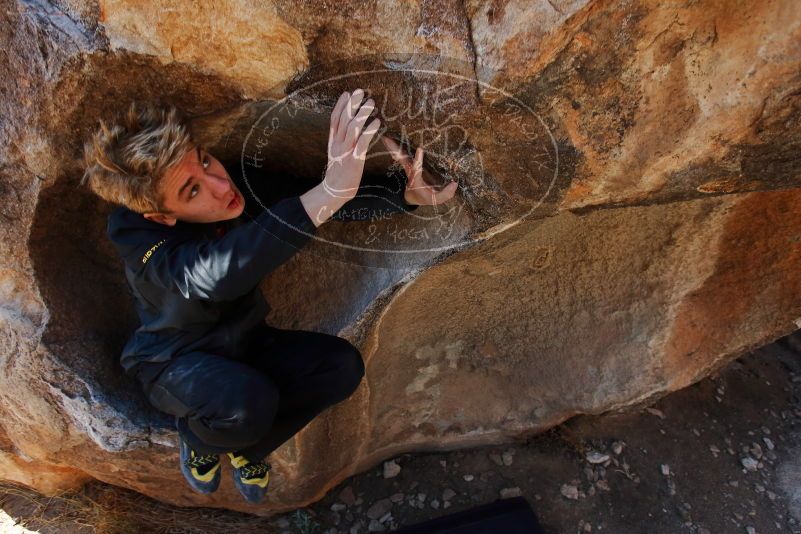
[79,89,458,504]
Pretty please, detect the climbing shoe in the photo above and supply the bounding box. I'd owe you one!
[179,438,221,494]
[227,451,272,504]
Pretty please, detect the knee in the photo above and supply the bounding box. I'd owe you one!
[333,343,365,399]
[206,377,280,445]
[236,378,280,427]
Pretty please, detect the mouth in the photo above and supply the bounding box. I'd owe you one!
[227,191,240,210]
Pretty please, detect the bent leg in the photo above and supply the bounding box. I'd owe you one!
[233,324,366,461]
[144,351,281,456]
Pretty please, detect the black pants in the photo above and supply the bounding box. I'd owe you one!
[141,323,365,464]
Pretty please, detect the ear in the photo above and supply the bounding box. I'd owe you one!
[142,212,178,226]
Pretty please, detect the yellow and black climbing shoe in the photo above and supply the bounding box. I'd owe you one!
[227,451,271,504]
[179,438,221,494]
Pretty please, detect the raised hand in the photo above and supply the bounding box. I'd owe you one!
[323,88,381,202]
[380,136,458,206]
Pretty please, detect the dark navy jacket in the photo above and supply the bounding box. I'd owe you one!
[107,174,418,385]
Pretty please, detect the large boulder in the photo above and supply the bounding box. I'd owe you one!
[1,0,799,515]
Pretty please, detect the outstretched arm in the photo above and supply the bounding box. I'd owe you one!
[299,88,383,226]
[142,194,316,302]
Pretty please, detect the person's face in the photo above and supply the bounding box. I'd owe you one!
[142,145,244,225]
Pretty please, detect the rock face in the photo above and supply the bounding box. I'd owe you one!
[1,0,800,515]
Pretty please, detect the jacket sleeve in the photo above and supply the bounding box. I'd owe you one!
[141,195,317,302]
[329,170,419,222]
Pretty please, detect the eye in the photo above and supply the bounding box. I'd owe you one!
[189,184,199,199]
[202,155,210,169]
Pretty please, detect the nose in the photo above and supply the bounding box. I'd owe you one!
[209,174,232,200]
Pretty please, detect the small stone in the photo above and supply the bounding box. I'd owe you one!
[331,503,347,512]
[444,501,451,509]
[389,492,404,503]
[463,474,474,482]
[339,486,356,506]
[611,441,625,455]
[439,460,447,468]
[584,466,597,481]
[442,488,456,501]
[595,480,611,491]
[660,464,670,476]
[646,407,666,419]
[710,445,721,454]
[430,499,440,509]
[417,492,427,502]
[741,457,759,471]
[749,443,763,459]
[489,452,504,466]
[500,487,522,499]
[763,437,775,450]
[586,451,610,464]
[561,484,579,500]
[379,512,392,524]
[383,460,401,478]
[767,491,777,501]
[366,499,393,520]
[745,527,756,534]
[502,450,514,466]
[368,519,385,532]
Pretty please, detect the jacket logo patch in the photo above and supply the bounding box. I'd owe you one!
[142,239,167,264]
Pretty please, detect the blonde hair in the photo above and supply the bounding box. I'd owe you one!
[80,102,196,214]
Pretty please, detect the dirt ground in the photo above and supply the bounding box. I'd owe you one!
[3,331,801,533]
